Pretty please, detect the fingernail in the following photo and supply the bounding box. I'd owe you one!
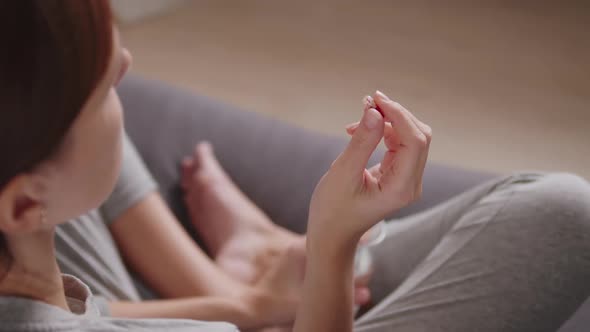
[363,95,375,109]
[375,90,390,101]
[363,108,380,129]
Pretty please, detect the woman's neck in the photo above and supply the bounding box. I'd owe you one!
[0,227,69,311]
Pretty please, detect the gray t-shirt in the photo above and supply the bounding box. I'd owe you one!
[0,275,237,332]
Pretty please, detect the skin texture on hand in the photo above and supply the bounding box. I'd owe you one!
[294,90,432,332]
[308,90,432,246]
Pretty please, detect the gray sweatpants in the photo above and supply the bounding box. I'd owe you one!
[355,172,590,332]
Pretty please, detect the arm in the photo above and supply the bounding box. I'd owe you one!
[101,134,299,328]
[109,191,302,329]
[110,296,259,330]
[294,92,432,332]
[294,236,358,332]
[108,191,247,299]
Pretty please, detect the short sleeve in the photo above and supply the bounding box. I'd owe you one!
[99,133,158,224]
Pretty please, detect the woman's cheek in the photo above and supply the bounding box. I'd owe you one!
[100,90,125,193]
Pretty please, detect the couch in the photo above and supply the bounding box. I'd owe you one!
[118,75,588,332]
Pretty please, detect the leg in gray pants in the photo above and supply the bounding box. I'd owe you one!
[355,172,590,332]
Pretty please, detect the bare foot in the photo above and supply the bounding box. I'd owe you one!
[181,142,304,283]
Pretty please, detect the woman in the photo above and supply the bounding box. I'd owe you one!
[0,1,423,331]
[1,1,590,332]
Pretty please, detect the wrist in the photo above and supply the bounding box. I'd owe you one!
[293,225,358,332]
[306,218,361,261]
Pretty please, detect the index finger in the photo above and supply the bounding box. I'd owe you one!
[373,91,423,146]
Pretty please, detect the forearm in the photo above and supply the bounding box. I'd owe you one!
[110,294,264,330]
[293,234,358,332]
[110,193,246,298]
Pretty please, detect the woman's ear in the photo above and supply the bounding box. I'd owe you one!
[0,175,46,235]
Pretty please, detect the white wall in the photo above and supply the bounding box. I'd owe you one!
[110,0,189,23]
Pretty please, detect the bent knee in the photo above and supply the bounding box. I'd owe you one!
[532,172,590,213]
[505,172,590,237]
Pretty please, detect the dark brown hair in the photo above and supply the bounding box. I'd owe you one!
[0,0,114,190]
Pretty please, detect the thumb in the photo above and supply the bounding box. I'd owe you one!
[337,108,384,173]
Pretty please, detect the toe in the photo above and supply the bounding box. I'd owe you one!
[180,156,194,189]
[195,141,213,157]
[182,156,193,170]
[194,142,213,168]
[195,142,227,178]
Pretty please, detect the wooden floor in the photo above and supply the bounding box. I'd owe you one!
[120,1,590,178]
